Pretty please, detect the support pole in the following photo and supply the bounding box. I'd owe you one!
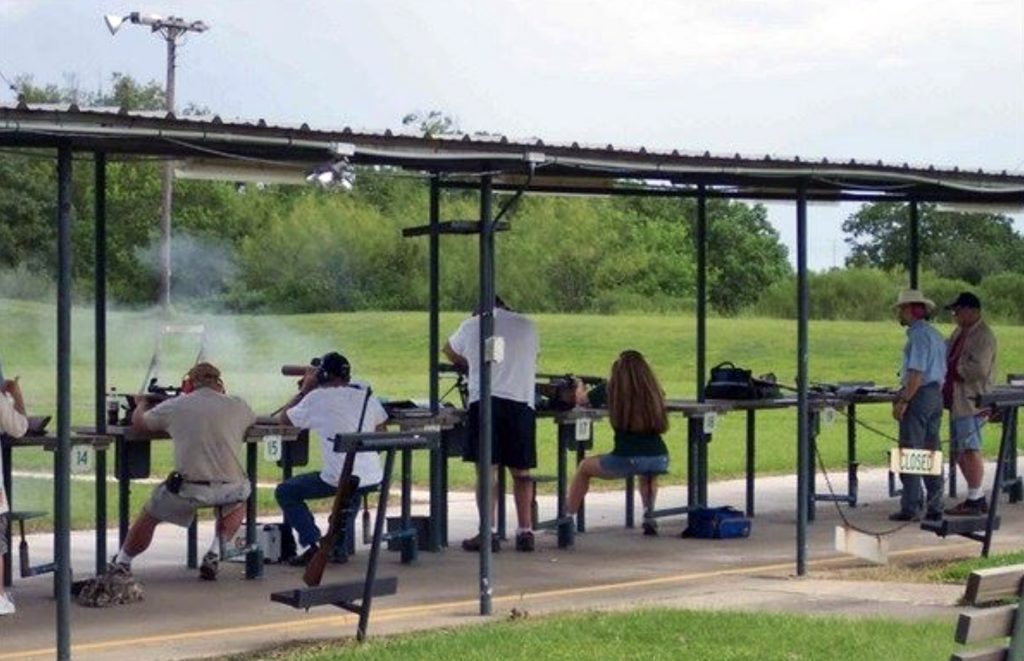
[795,183,809,576]
[908,200,919,289]
[477,175,495,616]
[158,34,177,309]
[428,175,443,550]
[94,152,108,575]
[695,185,707,401]
[429,174,441,414]
[745,410,755,516]
[245,441,262,578]
[55,141,73,660]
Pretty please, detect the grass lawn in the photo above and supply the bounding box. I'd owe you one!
[241,608,958,660]
[4,300,1023,530]
[930,549,1024,584]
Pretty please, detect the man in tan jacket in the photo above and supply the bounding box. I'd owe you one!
[943,292,997,516]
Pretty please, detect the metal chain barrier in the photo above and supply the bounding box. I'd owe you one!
[816,405,951,537]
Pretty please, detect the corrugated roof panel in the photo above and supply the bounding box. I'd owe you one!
[2,103,1023,201]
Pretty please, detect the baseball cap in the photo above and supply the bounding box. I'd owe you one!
[319,352,351,379]
[944,292,981,310]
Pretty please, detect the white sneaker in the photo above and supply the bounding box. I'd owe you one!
[0,592,15,616]
[105,560,133,581]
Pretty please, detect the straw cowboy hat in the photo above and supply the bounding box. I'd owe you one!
[893,289,935,311]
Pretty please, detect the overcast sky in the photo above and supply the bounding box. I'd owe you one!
[2,0,1022,270]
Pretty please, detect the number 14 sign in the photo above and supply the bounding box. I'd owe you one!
[71,446,94,474]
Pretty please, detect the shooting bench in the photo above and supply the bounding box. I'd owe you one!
[921,388,1024,556]
[527,407,602,547]
[2,427,112,587]
[68,422,303,579]
[951,563,1024,660]
[271,430,438,641]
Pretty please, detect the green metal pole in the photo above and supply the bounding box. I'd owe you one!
[477,175,494,616]
[796,183,809,576]
[55,141,73,660]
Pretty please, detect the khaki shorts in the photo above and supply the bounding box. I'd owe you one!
[144,481,250,527]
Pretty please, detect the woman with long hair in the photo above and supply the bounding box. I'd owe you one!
[567,350,669,535]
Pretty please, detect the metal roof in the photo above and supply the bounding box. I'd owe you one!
[2,103,1023,204]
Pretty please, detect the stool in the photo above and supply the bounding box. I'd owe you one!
[526,475,558,527]
[624,473,662,528]
[187,501,253,569]
[9,511,54,579]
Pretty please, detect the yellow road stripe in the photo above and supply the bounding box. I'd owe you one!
[1,541,976,659]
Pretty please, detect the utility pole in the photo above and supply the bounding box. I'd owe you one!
[105,12,208,309]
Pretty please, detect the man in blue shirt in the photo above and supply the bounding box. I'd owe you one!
[891,289,947,522]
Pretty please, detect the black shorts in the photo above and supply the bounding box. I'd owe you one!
[463,398,537,470]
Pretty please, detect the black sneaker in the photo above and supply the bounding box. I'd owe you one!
[515,531,535,552]
[924,510,943,522]
[888,510,920,522]
[198,552,219,581]
[642,516,659,536]
[288,544,319,567]
[462,533,501,553]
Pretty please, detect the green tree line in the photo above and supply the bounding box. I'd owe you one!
[0,150,791,314]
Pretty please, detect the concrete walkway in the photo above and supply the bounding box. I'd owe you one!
[0,463,1015,660]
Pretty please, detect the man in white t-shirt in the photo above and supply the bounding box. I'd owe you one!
[0,377,28,616]
[275,352,388,566]
[444,296,539,553]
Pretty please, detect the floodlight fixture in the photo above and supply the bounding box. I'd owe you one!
[104,11,207,37]
[103,14,125,34]
[306,158,356,190]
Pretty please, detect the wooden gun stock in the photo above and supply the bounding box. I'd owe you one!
[303,458,360,587]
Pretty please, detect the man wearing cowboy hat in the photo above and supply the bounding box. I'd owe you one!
[891,289,947,522]
[942,292,996,516]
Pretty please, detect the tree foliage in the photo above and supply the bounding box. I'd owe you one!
[15,72,166,110]
[843,202,1024,285]
[401,110,459,137]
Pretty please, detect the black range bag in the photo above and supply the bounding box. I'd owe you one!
[705,363,781,400]
[705,362,755,399]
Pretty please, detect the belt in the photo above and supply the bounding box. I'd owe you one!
[184,479,231,486]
